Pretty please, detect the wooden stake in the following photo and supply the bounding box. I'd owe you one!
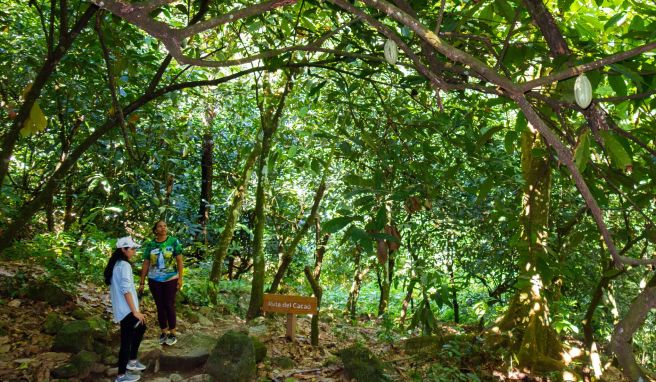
[286,313,296,341]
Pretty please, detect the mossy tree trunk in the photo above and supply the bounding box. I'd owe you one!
[492,128,563,372]
[246,74,293,320]
[209,139,261,283]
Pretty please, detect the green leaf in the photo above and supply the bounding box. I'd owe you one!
[475,125,504,150]
[494,0,515,23]
[476,178,494,204]
[611,63,646,92]
[504,131,517,154]
[608,75,627,96]
[323,216,360,233]
[600,131,632,170]
[573,131,590,173]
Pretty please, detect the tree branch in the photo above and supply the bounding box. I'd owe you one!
[520,41,656,92]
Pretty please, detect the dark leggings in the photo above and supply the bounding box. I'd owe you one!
[118,313,146,374]
[148,278,178,331]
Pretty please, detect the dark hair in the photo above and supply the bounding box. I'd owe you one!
[104,248,129,286]
[152,220,166,234]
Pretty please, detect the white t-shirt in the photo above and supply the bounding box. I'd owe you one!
[109,259,139,323]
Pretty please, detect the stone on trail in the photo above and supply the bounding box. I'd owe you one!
[182,374,212,382]
[139,333,216,371]
[338,343,390,382]
[52,320,93,353]
[44,312,64,334]
[205,330,256,382]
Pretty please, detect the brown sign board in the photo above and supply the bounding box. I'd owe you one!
[262,294,317,315]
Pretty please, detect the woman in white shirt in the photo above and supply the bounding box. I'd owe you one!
[104,236,148,382]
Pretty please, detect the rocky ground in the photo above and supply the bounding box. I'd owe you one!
[0,260,631,382]
[0,260,402,381]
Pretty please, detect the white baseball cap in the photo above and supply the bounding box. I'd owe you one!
[116,236,141,248]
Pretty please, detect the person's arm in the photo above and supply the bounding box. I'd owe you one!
[119,263,145,323]
[138,259,149,295]
[124,291,145,323]
[176,255,183,290]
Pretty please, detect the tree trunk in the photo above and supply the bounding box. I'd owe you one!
[209,140,260,282]
[491,128,562,372]
[347,247,371,319]
[246,127,272,320]
[448,261,459,324]
[399,278,417,327]
[197,131,213,243]
[269,172,327,294]
[246,75,294,320]
[610,275,656,381]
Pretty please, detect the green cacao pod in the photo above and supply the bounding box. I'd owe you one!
[574,73,592,109]
[384,39,398,65]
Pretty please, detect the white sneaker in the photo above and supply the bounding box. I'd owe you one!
[115,373,140,382]
[127,360,147,371]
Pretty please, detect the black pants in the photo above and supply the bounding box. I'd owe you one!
[118,312,146,374]
[148,278,178,331]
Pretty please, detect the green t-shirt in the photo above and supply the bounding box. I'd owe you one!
[141,236,183,282]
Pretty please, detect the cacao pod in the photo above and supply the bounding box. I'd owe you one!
[574,73,592,109]
[384,39,398,65]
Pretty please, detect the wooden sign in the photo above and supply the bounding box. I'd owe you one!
[262,294,318,315]
[262,294,318,341]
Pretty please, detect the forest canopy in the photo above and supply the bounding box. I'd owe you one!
[1,0,655,380]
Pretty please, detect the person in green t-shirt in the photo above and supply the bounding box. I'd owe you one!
[138,220,183,346]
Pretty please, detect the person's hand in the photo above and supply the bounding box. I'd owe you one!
[134,311,146,324]
[138,284,144,296]
[177,278,183,290]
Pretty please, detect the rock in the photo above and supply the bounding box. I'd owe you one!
[156,333,217,372]
[53,320,93,353]
[403,335,444,354]
[338,343,389,382]
[70,350,99,378]
[52,362,78,378]
[251,336,266,363]
[26,280,70,307]
[149,378,171,382]
[247,323,269,340]
[87,315,111,341]
[198,314,212,326]
[270,356,294,369]
[91,362,107,374]
[169,372,183,381]
[44,312,64,334]
[72,307,90,320]
[103,354,118,366]
[205,330,256,382]
[183,374,212,382]
[105,366,118,377]
[8,299,21,307]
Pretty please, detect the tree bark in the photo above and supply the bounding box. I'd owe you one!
[209,140,261,282]
[492,128,563,372]
[197,131,213,241]
[246,75,294,320]
[347,247,371,319]
[269,172,327,294]
[610,275,656,381]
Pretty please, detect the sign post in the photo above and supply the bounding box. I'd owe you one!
[262,294,318,340]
